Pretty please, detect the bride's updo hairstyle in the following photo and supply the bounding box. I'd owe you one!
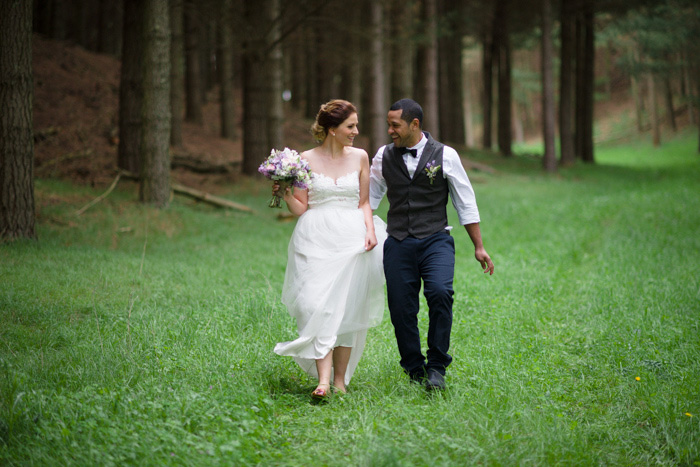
[311,99,357,143]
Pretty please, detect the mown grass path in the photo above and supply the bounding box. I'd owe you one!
[2,132,699,465]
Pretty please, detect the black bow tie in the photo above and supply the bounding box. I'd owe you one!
[396,147,418,157]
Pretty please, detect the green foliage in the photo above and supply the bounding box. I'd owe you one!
[2,134,700,465]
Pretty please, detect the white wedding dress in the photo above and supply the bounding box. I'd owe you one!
[274,170,387,385]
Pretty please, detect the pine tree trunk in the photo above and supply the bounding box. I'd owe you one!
[438,4,465,146]
[267,0,283,151]
[118,0,144,174]
[559,0,575,166]
[1,0,35,240]
[390,0,414,103]
[184,0,203,124]
[218,0,236,140]
[664,77,676,132]
[495,0,512,157]
[481,30,494,150]
[581,2,595,163]
[170,0,184,147]
[417,0,439,138]
[649,74,661,147]
[139,0,171,208]
[368,1,387,153]
[241,0,269,175]
[541,0,557,172]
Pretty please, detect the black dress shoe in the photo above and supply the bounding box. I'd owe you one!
[408,368,426,384]
[425,369,446,390]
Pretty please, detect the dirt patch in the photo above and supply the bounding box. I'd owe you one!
[32,34,315,194]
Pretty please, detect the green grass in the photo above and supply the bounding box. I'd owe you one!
[2,132,699,465]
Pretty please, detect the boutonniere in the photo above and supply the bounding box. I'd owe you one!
[424,160,441,185]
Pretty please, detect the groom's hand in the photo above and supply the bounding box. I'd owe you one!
[475,247,494,275]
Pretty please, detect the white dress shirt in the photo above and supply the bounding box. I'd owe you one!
[369,133,481,226]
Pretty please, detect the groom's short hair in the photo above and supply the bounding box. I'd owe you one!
[390,99,423,128]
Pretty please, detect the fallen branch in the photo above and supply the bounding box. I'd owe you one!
[172,183,253,213]
[75,171,122,216]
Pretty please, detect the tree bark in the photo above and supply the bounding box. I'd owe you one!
[139,0,171,208]
[267,0,283,151]
[495,0,512,157]
[368,1,388,153]
[217,0,236,140]
[481,29,494,150]
[118,0,144,174]
[541,0,557,172]
[390,0,414,102]
[663,77,676,132]
[649,74,661,147]
[417,0,439,138]
[438,2,465,146]
[170,0,184,147]
[184,0,203,124]
[559,0,575,166]
[0,0,36,240]
[575,1,595,163]
[242,0,270,175]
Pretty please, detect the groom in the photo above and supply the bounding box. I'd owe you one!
[370,98,494,390]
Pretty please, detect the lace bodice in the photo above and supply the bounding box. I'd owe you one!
[308,171,360,209]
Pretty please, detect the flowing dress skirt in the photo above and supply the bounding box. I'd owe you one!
[273,206,386,385]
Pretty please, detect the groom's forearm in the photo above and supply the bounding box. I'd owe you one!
[464,223,484,250]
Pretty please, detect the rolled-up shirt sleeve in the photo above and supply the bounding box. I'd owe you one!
[369,146,388,210]
[443,146,481,225]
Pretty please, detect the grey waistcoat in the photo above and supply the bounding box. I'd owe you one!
[382,132,448,240]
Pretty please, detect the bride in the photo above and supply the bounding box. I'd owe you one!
[273,99,387,399]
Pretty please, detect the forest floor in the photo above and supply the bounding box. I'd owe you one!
[32,34,310,196]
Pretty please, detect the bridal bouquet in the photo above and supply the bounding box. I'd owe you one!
[258,147,312,208]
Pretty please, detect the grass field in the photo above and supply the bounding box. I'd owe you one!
[2,132,699,465]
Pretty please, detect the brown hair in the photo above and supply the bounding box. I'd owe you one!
[310,99,357,143]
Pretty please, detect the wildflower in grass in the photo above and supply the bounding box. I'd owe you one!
[424,160,442,185]
[258,147,312,208]
[635,376,641,381]
[685,412,693,417]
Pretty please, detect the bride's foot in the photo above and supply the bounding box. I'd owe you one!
[332,382,347,395]
[311,384,331,400]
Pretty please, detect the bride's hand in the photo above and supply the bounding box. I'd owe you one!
[364,231,378,251]
[272,181,291,198]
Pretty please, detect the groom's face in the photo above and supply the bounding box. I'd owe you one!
[387,110,418,148]
[386,110,413,148]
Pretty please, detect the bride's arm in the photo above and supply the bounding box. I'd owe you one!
[359,152,378,251]
[275,183,308,216]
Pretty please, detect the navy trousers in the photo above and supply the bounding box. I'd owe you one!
[383,230,455,377]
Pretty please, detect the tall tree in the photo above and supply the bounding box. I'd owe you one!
[481,23,495,150]
[267,0,283,151]
[118,0,144,174]
[170,0,185,147]
[389,0,416,102]
[416,0,440,137]
[495,0,512,156]
[184,0,203,124]
[559,0,576,165]
[241,0,271,175]
[541,0,557,172]
[368,0,388,153]
[139,0,171,207]
[438,1,466,146]
[575,0,595,163]
[217,0,236,140]
[1,0,35,240]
